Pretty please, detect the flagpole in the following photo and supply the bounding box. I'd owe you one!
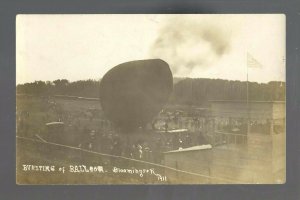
[246,53,250,136]
[246,52,263,136]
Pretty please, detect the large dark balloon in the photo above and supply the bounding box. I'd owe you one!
[100,59,173,133]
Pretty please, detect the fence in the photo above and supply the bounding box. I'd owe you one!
[206,131,248,146]
[16,136,243,184]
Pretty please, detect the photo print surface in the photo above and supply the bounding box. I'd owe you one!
[16,14,286,184]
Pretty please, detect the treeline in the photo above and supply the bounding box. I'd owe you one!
[169,78,285,106]
[17,79,100,98]
[17,78,285,105]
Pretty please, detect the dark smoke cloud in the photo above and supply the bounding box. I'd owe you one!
[150,16,236,76]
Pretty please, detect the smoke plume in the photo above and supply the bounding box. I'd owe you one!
[150,16,236,76]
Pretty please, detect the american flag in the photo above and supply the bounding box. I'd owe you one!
[247,52,263,68]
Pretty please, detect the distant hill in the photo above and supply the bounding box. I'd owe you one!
[17,78,285,106]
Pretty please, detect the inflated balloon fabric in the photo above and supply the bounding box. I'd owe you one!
[100,59,173,133]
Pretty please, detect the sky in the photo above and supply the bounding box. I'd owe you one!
[16,14,285,84]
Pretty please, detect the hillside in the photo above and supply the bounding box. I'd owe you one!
[17,78,285,106]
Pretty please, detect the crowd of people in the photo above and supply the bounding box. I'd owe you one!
[17,96,209,164]
[74,126,208,165]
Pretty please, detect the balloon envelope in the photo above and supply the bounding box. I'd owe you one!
[100,59,173,133]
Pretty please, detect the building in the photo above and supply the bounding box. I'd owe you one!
[163,145,213,184]
[163,101,286,183]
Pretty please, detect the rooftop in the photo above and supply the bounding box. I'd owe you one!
[164,144,212,154]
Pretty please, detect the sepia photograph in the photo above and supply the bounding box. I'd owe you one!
[16,14,286,184]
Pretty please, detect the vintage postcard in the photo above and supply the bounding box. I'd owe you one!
[16,14,286,184]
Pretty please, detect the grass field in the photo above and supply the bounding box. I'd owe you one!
[16,95,188,184]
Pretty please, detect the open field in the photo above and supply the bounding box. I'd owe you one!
[16,95,209,184]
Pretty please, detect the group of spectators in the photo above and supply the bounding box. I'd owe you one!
[75,126,208,164]
[17,96,209,165]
